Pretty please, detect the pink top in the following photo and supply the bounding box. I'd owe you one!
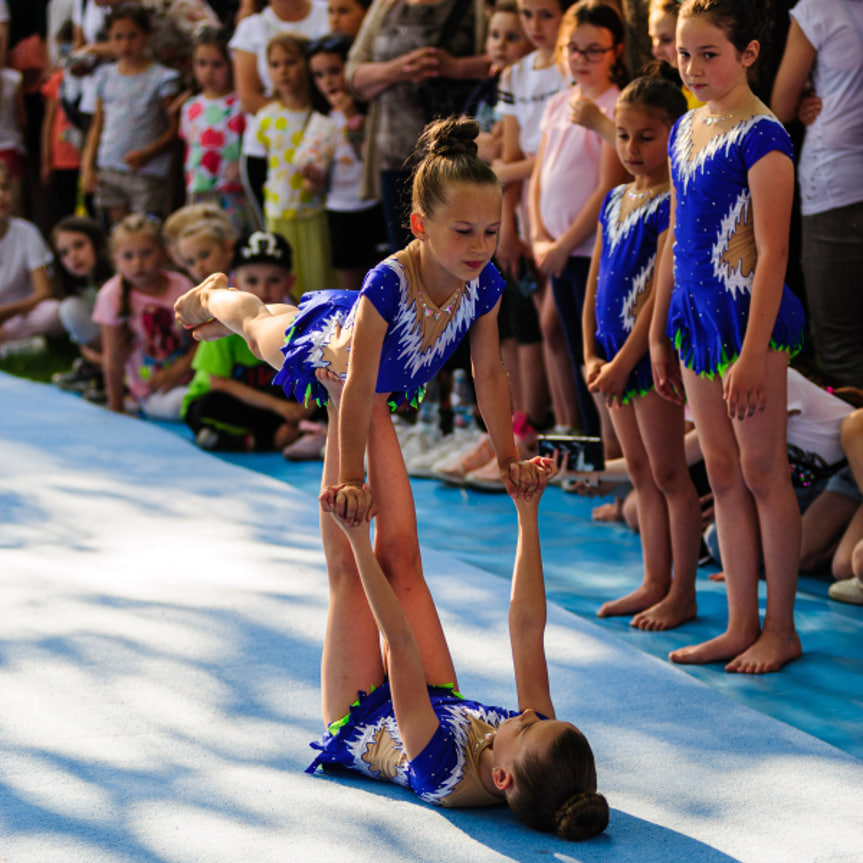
[537,85,619,258]
[92,270,194,402]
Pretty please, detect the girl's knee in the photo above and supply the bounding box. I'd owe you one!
[375,533,422,582]
[833,548,855,582]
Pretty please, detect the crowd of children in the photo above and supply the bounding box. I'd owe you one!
[2,0,863,698]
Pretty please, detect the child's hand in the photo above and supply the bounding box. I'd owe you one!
[584,356,605,387]
[123,149,151,172]
[320,481,376,526]
[301,163,327,194]
[797,93,822,126]
[569,93,602,131]
[650,337,685,406]
[509,455,556,507]
[533,239,568,279]
[590,357,630,408]
[723,353,766,421]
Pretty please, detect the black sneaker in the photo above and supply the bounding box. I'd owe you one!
[82,383,108,405]
[53,359,103,393]
[195,427,254,452]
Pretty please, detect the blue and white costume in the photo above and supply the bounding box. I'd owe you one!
[273,244,504,406]
[307,682,517,807]
[667,112,805,376]
[595,185,670,402]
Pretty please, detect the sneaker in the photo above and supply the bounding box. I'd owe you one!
[52,359,103,393]
[828,577,863,606]
[406,428,481,478]
[81,383,108,405]
[398,422,436,468]
[431,434,494,486]
[0,335,47,359]
[282,431,327,461]
[195,427,255,452]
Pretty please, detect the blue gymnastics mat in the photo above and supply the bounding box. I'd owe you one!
[2,373,862,863]
[205,432,863,763]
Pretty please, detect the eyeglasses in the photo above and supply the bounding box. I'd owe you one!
[566,44,615,62]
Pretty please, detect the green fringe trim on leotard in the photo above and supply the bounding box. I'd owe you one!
[672,329,806,380]
[618,381,654,405]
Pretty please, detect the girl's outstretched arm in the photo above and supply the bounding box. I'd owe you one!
[324,296,387,524]
[723,150,793,421]
[509,457,556,718]
[649,181,684,405]
[331,512,440,759]
[469,304,540,499]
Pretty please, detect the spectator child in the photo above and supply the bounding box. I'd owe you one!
[93,213,196,418]
[181,226,311,451]
[81,2,181,222]
[529,0,629,439]
[162,202,232,271]
[326,0,370,38]
[649,0,806,673]
[179,26,249,236]
[0,163,63,354]
[302,33,387,292]
[0,63,26,216]
[243,32,336,295]
[51,216,114,396]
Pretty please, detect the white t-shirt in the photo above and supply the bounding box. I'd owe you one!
[496,51,567,156]
[229,5,329,97]
[790,0,863,215]
[0,219,54,305]
[786,368,852,466]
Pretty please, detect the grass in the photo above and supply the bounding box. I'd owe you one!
[0,337,79,383]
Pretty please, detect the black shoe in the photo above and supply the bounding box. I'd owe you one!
[195,427,254,452]
[53,359,103,393]
[82,383,107,405]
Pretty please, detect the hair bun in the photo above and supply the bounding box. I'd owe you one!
[554,791,610,841]
[414,117,480,162]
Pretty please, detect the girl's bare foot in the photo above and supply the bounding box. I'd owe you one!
[315,367,344,405]
[669,628,759,666]
[631,592,697,631]
[725,628,802,674]
[597,583,667,618]
[592,497,624,523]
[174,273,227,328]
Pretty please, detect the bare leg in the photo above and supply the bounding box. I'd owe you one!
[630,392,700,631]
[518,341,550,428]
[318,371,456,726]
[799,492,859,575]
[174,273,299,370]
[670,367,762,667]
[318,380,384,727]
[537,282,580,430]
[727,352,801,673]
[830,503,863,580]
[597,403,673,619]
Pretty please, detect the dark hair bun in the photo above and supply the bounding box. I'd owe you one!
[414,117,480,161]
[554,791,610,841]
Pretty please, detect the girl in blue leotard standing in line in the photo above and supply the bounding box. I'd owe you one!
[582,75,702,633]
[649,0,806,674]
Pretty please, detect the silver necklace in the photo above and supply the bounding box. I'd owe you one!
[701,111,735,126]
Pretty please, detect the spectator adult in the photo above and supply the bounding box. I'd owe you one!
[771,0,863,388]
[345,0,490,250]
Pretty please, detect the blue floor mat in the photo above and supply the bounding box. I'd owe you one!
[163,424,863,762]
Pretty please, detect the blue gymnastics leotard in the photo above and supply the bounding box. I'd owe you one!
[595,184,670,403]
[272,243,504,406]
[307,682,518,808]
[667,111,805,377]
